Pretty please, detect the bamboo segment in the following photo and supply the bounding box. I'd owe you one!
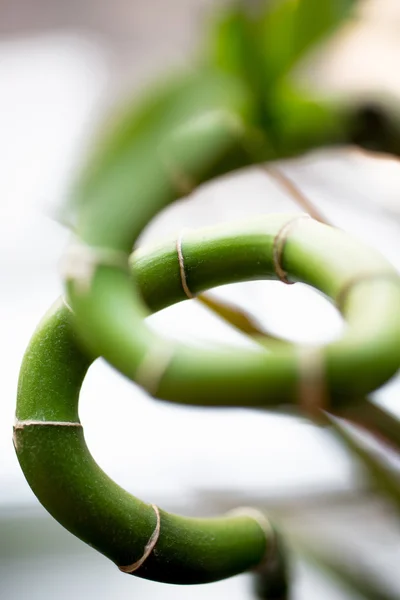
[15,2,400,593]
[65,215,399,408]
[60,66,399,411]
[15,296,280,585]
[16,216,399,585]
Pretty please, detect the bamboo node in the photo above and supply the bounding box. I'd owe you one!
[62,296,74,313]
[13,419,82,429]
[336,271,400,312]
[273,215,310,284]
[297,346,328,420]
[135,344,175,396]
[119,504,161,573]
[13,419,82,452]
[176,229,195,299]
[226,506,276,569]
[60,242,128,294]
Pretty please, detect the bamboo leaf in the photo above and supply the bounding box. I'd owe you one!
[326,415,400,516]
[259,0,357,83]
[198,293,290,349]
[338,398,400,455]
[203,1,357,155]
[267,83,345,156]
[65,68,253,218]
[257,0,298,85]
[297,539,399,600]
[293,0,356,64]
[204,7,266,100]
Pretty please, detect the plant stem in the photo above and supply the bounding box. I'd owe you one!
[15,298,285,585]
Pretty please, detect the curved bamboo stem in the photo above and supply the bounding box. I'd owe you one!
[15,216,400,586]
[64,214,399,409]
[60,61,399,415]
[16,243,297,584]
[15,4,400,594]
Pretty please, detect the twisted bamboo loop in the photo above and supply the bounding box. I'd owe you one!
[13,31,400,591]
[15,216,400,587]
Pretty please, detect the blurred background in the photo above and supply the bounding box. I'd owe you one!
[1,0,400,598]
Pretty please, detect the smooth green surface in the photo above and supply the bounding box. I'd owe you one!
[62,47,398,411]
[16,2,400,592]
[16,216,400,586]
[68,215,400,408]
[15,297,277,585]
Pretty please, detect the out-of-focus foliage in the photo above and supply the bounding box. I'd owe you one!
[296,538,399,600]
[283,410,400,600]
[203,0,357,157]
[328,415,400,518]
[206,0,356,87]
[197,294,290,349]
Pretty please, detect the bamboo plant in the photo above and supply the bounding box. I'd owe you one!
[14,1,400,597]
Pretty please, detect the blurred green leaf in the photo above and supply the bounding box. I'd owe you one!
[293,0,356,64]
[297,540,398,600]
[76,69,253,197]
[259,0,357,84]
[338,399,400,455]
[198,293,290,349]
[257,0,297,85]
[205,8,265,99]
[61,66,258,236]
[268,82,346,156]
[203,1,357,156]
[203,5,275,141]
[327,415,400,516]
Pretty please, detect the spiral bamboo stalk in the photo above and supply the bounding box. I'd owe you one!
[60,10,399,416]
[64,211,399,409]
[14,3,400,593]
[15,216,399,586]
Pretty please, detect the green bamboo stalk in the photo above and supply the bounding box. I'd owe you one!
[64,212,399,409]
[14,300,284,586]
[15,2,400,593]
[15,215,400,587]
[262,160,400,451]
[260,161,400,454]
[58,47,399,413]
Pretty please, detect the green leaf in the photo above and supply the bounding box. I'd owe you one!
[293,0,356,62]
[327,415,400,516]
[203,5,271,133]
[205,8,262,92]
[259,0,357,84]
[198,1,357,157]
[61,67,255,231]
[257,0,298,85]
[78,69,252,196]
[267,82,345,156]
[197,293,290,349]
[338,398,400,455]
[298,540,399,600]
